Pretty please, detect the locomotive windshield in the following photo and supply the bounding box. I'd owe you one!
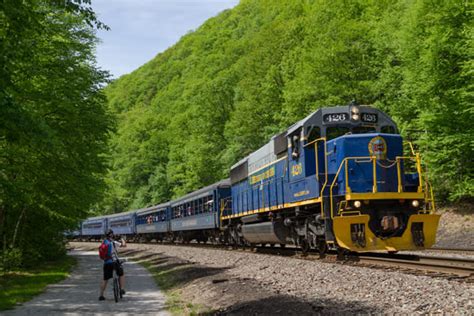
[326,127,350,140]
[352,126,376,134]
[325,126,378,140]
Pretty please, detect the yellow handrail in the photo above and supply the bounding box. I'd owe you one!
[404,141,416,156]
[329,156,372,219]
[345,159,351,193]
[372,157,377,193]
[396,157,403,193]
[310,138,328,219]
[415,153,423,193]
[429,183,436,212]
[219,199,225,228]
[328,155,430,218]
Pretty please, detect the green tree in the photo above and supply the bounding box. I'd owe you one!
[395,0,473,200]
[0,0,111,267]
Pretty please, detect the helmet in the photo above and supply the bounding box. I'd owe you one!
[106,229,114,237]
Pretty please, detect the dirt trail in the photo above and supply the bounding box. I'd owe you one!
[2,250,169,316]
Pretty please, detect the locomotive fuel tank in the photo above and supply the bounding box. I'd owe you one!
[241,221,292,244]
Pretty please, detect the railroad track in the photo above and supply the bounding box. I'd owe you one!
[251,248,474,280]
[429,247,474,254]
[177,243,474,280]
[71,240,474,280]
[353,253,474,279]
[155,242,474,280]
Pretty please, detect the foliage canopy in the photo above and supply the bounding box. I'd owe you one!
[103,0,472,213]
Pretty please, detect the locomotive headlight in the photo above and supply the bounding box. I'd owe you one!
[411,200,420,208]
[354,200,362,208]
[351,106,360,114]
[351,105,360,121]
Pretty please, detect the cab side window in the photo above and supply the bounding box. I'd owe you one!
[307,126,321,143]
[381,126,396,134]
[290,133,300,158]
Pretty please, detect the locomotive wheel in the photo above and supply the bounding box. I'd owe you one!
[318,240,328,259]
[337,247,347,260]
[300,238,310,255]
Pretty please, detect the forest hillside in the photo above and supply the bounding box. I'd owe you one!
[102,0,472,213]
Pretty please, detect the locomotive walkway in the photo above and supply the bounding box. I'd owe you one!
[2,250,169,316]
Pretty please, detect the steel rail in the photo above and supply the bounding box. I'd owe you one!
[355,254,474,278]
[71,240,474,279]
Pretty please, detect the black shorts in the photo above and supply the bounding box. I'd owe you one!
[103,262,124,280]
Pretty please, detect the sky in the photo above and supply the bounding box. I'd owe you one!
[92,0,239,78]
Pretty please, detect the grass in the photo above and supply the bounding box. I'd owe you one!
[0,256,77,311]
[141,260,214,316]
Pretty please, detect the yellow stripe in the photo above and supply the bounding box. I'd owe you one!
[345,192,425,200]
[248,156,287,176]
[220,198,322,220]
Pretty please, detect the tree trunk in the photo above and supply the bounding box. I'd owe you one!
[0,205,6,268]
[11,208,26,248]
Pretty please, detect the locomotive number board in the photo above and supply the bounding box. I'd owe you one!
[323,113,348,123]
[361,113,378,123]
[323,112,378,123]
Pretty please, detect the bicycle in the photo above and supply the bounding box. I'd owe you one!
[112,259,126,303]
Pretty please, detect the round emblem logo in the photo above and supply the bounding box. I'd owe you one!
[368,136,387,159]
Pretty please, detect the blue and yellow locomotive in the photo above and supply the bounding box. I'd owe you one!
[221,104,440,253]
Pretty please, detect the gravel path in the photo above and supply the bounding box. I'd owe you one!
[2,250,169,316]
[122,243,473,315]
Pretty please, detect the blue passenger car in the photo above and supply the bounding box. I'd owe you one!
[136,203,171,240]
[81,216,107,240]
[106,211,136,237]
[170,179,231,243]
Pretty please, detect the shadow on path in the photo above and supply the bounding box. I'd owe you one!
[2,250,169,316]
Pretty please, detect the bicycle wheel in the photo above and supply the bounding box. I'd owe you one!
[113,276,119,303]
[117,264,123,298]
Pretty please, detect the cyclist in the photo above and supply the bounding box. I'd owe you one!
[99,229,126,301]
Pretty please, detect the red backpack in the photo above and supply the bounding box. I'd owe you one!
[98,241,110,260]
